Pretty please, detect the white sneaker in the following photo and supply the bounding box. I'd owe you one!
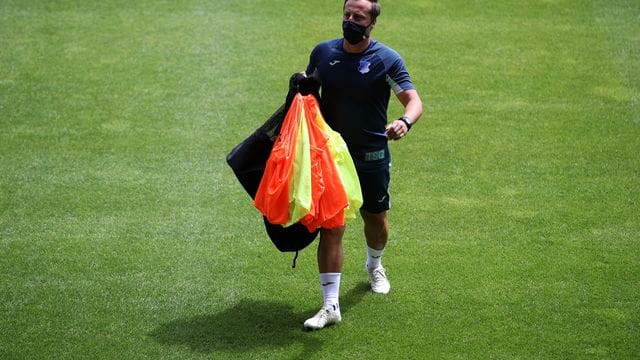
[303,305,341,330]
[367,266,390,294]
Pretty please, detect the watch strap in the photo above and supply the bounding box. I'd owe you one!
[399,116,413,130]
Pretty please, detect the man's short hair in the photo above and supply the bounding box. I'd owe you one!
[344,0,381,22]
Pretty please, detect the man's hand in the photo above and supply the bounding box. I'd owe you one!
[289,72,320,95]
[385,119,409,140]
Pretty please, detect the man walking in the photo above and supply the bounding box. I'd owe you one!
[302,0,423,330]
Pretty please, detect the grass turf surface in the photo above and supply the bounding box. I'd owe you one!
[1,0,638,358]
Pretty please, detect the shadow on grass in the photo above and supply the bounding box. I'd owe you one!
[341,281,371,314]
[149,299,321,357]
[149,282,370,357]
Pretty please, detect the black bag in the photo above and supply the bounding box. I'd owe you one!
[226,74,321,266]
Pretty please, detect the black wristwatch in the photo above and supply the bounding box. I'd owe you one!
[399,116,413,130]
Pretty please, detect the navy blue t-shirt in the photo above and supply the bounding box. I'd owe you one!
[305,39,415,157]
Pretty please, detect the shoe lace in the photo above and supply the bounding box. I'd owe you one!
[371,268,387,282]
[321,308,331,319]
[309,308,329,325]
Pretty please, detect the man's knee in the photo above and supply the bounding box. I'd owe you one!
[361,209,388,228]
[320,226,345,243]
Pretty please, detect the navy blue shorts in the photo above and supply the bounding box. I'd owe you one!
[352,149,391,214]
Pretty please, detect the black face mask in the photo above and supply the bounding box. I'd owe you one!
[342,20,371,45]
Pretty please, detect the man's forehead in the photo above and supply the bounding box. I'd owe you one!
[344,0,372,13]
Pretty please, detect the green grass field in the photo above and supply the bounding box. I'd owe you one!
[1,0,638,358]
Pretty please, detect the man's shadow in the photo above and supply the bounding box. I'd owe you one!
[149,281,370,357]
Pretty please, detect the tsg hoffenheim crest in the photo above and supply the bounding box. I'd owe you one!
[358,59,370,74]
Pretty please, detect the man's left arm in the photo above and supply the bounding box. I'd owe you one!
[386,89,423,140]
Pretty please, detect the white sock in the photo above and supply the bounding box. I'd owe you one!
[366,246,384,272]
[320,273,341,310]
